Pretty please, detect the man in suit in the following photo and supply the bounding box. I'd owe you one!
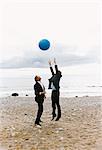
[48,58,62,121]
[34,75,46,126]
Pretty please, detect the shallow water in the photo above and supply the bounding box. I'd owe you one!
[0,68,101,97]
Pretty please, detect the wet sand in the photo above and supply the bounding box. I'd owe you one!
[0,96,102,150]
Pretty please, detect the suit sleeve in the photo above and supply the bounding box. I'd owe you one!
[55,65,58,73]
[50,66,54,75]
[34,84,39,96]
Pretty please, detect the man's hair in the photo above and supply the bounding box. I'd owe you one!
[35,76,39,81]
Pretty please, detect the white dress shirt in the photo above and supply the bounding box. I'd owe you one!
[51,82,56,91]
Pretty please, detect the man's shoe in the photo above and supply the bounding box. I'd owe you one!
[55,117,61,121]
[51,114,56,121]
[39,120,43,123]
[35,123,41,126]
[51,117,55,121]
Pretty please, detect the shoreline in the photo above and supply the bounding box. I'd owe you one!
[0,96,102,150]
[0,95,102,99]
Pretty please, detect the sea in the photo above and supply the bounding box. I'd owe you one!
[0,68,102,98]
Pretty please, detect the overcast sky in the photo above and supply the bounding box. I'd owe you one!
[0,0,101,69]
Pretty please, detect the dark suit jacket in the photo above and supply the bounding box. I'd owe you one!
[48,65,62,91]
[34,82,45,103]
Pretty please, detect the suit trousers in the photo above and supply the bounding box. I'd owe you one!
[35,101,43,124]
[51,90,61,118]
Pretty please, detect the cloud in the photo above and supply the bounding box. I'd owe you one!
[0,44,100,69]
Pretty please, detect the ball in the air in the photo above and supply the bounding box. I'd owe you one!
[39,39,50,50]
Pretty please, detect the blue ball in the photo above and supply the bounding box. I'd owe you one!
[39,39,50,50]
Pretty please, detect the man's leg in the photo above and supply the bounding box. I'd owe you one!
[52,100,56,120]
[51,91,56,120]
[56,102,61,120]
[55,91,61,121]
[35,102,43,125]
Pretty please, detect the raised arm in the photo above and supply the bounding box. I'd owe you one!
[48,60,54,75]
[54,58,58,73]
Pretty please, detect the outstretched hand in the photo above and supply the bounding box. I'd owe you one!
[48,59,52,66]
[54,58,56,64]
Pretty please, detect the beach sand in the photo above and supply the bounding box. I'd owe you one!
[0,96,102,150]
